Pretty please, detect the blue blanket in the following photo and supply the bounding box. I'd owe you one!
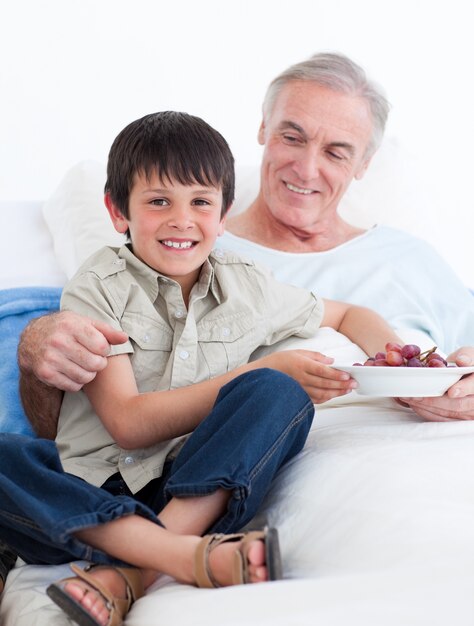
[0,287,62,435]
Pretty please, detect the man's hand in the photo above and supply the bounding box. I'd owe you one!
[18,311,128,392]
[399,346,474,421]
[17,311,128,439]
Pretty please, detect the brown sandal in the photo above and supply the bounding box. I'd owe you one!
[46,563,144,626]
[194,527,282,588]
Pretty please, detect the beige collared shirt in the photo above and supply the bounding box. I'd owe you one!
[56,245,324,493]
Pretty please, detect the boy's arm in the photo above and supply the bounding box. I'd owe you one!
[321,300,402,356]
[86,346,358,448]
[84,353,276,449]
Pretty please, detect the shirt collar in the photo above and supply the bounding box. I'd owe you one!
[117,244,221,304]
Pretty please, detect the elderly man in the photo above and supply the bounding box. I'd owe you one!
[218,52,474,420]
[18,52,474,438]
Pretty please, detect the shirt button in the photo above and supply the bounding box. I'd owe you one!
[124,456,135,465]
[179,350,190,360]
[174,309,185,319]
[214,249,224,258]
[142,334,150,343]
[222,327,231,337]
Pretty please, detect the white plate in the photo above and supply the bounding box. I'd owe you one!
[334,364,474,397]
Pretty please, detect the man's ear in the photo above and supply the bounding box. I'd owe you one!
[354,156,373,181]
[104,193,129,234]
[258,120,266,146]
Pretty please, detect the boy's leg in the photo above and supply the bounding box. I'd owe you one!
[0,434,160,566]
[161,368,314,534]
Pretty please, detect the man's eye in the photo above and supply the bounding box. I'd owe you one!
[282,134,300,144]
[327,151,344,161]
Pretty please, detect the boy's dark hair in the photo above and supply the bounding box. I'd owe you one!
[105,111,235,219]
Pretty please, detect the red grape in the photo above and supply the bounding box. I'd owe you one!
[401,344,421,359]
[406,357,423,367]
[386,350,404,366]
[426,353,447,366]
[385,342,402,353]
[426,359,446,367]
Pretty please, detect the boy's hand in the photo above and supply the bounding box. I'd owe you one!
[258,349,358,404]
[18,311,128,392]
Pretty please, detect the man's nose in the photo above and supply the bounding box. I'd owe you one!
[293,145,320,182]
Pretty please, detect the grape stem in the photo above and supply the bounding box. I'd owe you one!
[419,346,437,362]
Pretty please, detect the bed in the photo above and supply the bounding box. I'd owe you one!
[1,152,474,626]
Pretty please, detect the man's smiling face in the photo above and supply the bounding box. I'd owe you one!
[258,80,374,235]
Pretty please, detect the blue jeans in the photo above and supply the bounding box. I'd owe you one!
[0,540,17,585]
[0,369,313,567]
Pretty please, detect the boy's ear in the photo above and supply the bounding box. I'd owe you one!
[104,193,129,234]
[217,212,228,237]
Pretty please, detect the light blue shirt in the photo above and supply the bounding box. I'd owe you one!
[216,226,474,354]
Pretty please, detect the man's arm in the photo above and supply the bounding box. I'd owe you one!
[17,311,128,439]
[399,347,474,421]
[18,370,64,439]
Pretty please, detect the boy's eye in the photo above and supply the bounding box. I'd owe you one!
[150,198,168,206]
[192,198,211,206]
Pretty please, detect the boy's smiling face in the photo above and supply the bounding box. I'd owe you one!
[106,171,226,301]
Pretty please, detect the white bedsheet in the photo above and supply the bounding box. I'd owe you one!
[2,328,474,625]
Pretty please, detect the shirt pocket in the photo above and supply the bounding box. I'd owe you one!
[121,313,173,391]
[198,313,261,376]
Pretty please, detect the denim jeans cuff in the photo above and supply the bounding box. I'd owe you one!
[0,544,17,583]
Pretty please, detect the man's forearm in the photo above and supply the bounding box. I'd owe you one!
[18,368,63,439]
[17,316,63,439]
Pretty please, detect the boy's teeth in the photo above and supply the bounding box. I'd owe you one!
[286,183,313,195]
[162,240,193,249]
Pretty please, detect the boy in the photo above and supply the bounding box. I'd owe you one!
[0,111,402,626]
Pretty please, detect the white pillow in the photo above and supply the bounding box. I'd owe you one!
[0,201,66,289]
[42,160,122,279]
[42,139,427,279]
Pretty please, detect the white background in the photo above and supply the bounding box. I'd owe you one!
[1,0,473,284]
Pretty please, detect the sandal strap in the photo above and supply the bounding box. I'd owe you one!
[194,531,268,588]
[70,563,144,625]
[194,533,243,588]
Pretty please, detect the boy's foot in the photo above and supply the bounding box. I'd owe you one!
[194,528,282,587]
[47,564,144,626]
[207,535,267,584]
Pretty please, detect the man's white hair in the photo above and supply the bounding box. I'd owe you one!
[262,52,390,156]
